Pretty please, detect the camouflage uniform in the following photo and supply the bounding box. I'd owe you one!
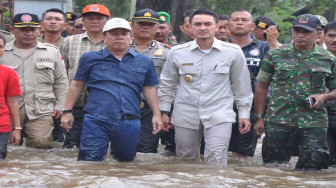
[257,42,336,169]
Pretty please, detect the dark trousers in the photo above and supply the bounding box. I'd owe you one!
[52,119,64,142]
[137,105,161,153]
[64,107,84,148]
[0,132,10,160]
[328,112,336,165]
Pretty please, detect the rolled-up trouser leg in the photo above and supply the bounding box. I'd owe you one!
[0,132,10,160]
[204,122,232,167]
[25,115,53,149]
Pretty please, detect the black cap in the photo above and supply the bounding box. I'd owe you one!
[132,9,159,24]
[293,14,321,31]
[255,16,276,29]
[13,13,40,28]
[65,12,77,22]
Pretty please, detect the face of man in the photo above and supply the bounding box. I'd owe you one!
[42,11,65,34]
[252,26,266,41]
[180,17,194,41]
[11,27,39,49]
[292,27,317,51]
[104,28,131,52]
[155,23,171,44]
[131,21,157,40]
[83,13,108,34]
[228,11,254,37]
[73,17,86,35]
[315,28,325,45]
[65,21,74,35]
[325,29,336,56]
[191,14,218,41]
[215,19,229,41]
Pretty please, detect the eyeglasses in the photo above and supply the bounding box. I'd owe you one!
[75,25,84,29]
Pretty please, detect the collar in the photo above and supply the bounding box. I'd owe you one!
[102,47,136,58]
[130,39,157,48]
[5,40,46,51]
[189,38,221,51]
[284,42,322,55]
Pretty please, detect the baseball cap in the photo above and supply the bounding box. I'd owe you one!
[315,15,328,27]
[13,13,40,28]
[158,11,170,23]
[82,4,110,17]
[103,17,132,33]
[292,14,321,31]
[65,12,77,22]
[132,9,159,24]
[255,16,276,29]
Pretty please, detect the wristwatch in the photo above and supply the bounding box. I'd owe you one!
[61,108,72,114]
[12,127,22,131]
[255,113,265,119]
[161,111,169,115]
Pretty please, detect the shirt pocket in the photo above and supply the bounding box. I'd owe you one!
[35,89,55,115]
[129,67,148,83]
[273,66,293,85]
[35,62,54,84]
[310,66,331,88]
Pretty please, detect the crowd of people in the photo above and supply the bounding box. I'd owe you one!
[0,3,336,171]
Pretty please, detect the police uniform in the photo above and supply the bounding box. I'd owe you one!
[130,9,169,153]
[0,13,69,149]
[38,34,64,50]
[0,30,14,43]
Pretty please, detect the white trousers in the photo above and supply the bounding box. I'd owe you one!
[175,122,232,167]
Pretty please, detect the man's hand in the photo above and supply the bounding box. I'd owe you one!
[161,113,173,132]
[10,130,21,145]
[309,94,327,109]
[152,114,163,135]
[52,109,62,119]
[61,113,74,132]
[239,118,251,134]
[254,118,265,136]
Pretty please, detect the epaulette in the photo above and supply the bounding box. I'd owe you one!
[43,42,59,49]
[171,41,191,51]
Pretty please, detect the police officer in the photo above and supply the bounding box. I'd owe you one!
[130,9,169,154]
[253,16,281,49]
[62,12,77,37]
[0,13,69,149]
[255,14,336,170]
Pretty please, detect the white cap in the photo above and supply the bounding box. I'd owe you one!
[103,17,132,33]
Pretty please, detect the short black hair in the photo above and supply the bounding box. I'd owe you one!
[218,14,229,21]
[325,21,336,34]
[0,33,6,45]
[42,8,65,21]
[189,9,219,24]
[181,9,196,23]
[229,9,252,19]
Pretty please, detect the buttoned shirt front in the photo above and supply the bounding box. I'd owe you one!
[159,38,253,129]
[61,32,105,107]
[257,42,336,128]
[75,48,158,125]
[0,41,69,120]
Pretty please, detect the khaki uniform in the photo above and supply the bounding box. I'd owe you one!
[38,34,64,50]
[0,40,69,148]
[0,30,14,43]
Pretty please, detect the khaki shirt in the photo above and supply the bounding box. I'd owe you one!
[61,32,105,107]
[38,34,64,50]
[159,39,253,129]
[0,41,69,120]
[129,40,169,100]
[0,30,14,43]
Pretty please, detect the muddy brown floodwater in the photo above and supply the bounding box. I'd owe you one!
[1,140,336,187]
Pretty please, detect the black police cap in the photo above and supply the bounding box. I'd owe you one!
[13,13,40,28]
[132,9,159,24]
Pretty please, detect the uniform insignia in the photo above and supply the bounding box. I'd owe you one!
[299,16,309,23]
[154,49,163,56]
[21,14,32,22]
[184,75,194,83]
[66,13,72,19]
[151,41,156,47]
[89,5,99,12]
[182,63,193,66]
[249,48,260,56]
[37,58,53,62]
[258,21,267,29]
[144,12,152,17]
[160,15,166,22]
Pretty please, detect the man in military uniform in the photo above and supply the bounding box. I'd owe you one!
[39,8,65,49]
[130,8,169,154]
[324,21,336,165]
[155,11,174,45]
[62,12,77,37]
[61,4,110,148]
[159,9,253,167]
[0,13,69,149]
[0,6,14,43]
[228,10,270,158]
[254,14,336,170]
